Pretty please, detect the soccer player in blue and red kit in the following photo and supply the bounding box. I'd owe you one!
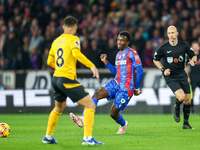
[70,31,144,134]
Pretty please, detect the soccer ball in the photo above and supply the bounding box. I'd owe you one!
[0,123,10,137]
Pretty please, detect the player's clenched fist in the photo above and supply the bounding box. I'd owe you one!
[100,54,108,64]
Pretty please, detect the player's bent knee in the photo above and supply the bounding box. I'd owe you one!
[176,95,185,102]
[54,107,64,113]
[54,102,66,113]
[183,94,191,105]
[175,90,186,102]
[77,95,96,110]
[184,99,191,105]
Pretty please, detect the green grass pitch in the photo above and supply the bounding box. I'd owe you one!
[0,114,200,150]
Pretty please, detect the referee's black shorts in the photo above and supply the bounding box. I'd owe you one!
[52,76,89,103]
[164,71,190,94]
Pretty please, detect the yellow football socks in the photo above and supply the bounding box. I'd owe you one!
[46,108,62,135]
[84,108,95,136]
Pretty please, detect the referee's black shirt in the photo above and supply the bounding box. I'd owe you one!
[153,40,195,75]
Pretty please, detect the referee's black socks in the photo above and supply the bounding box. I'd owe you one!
[183,104,190,125]
[175,98,182,108]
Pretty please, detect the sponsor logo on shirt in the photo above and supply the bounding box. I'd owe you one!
[167,50,172,53]
[167,57,173,63]
[116,60,127,65]
[178,55,183,62]
[75,40,80,48]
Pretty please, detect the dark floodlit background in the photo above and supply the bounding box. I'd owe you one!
[0,0,200,114]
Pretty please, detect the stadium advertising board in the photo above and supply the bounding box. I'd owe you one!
[0,70,200,113]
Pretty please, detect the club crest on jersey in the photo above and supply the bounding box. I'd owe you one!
[167,57,173,63]
[178,55,183,62]
[75,40,80,48]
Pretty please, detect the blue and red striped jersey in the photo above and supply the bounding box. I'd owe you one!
[114,47,142,91]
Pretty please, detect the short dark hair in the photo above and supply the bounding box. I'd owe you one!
[64,16,77,27]
[191,41,198,45]
[119,31,131,42]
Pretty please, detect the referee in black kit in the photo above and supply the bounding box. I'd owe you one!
[153,26,197,129]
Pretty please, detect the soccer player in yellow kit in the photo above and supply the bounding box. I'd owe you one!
[42,16,104,145]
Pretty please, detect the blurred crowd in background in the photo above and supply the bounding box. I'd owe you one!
[0,0,200,71]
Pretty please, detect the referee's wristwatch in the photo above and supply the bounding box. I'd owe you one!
[161,67,165,75]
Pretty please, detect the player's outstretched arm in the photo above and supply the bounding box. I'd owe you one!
[188,56,197,66]
[72,48,100,78]
[72,48,96,68]
[101,54,116,75]
[100,54,108,64]
[90,66,99,79]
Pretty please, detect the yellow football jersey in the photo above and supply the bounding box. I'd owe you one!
[47,34,95,80]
